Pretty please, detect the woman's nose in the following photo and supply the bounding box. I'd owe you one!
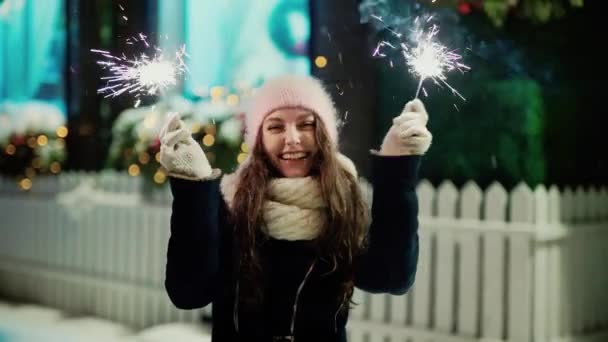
[285,125,301,145]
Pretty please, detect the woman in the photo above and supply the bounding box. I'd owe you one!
[159,74,432,341]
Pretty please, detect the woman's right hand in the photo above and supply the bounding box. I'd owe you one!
[159,113,213,180]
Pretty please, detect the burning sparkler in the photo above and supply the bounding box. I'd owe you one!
[372,15,470,100]
[405,24,470,99]
[92,34,189,107]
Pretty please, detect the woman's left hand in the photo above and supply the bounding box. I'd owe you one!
[380,99,432,156]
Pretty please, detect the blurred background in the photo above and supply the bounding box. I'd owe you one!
[1,0,606,341]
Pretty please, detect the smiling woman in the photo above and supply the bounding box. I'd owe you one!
[261,108,319,178]
[158,73,431,341]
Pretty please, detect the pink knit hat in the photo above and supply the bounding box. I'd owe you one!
[244,74,339,148]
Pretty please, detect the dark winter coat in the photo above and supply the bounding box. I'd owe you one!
[165,154,421,342]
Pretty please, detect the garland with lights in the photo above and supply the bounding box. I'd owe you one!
[0,101,67,191]
[426,0,584,26]
[105,88,250,189]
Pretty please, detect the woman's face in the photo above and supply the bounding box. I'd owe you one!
[261,108,319,178]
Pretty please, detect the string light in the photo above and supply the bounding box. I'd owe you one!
[56,126,68,138]
[50,162,61,174]
[202,134,215,147]
[210,86,226,99]
[128,164,140,176]
[191,123,202,134]
[227,94,239,106]
[315,56,328,68]
[37,135,48,146]
[5,144,15,155]
[138,152,150,164]
[19,178,32,191]
[153,169,166,184]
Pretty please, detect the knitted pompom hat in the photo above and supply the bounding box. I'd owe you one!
[244,74,339,148]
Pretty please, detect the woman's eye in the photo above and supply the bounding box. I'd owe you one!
[299,122,315,129]
[268,125,282,131]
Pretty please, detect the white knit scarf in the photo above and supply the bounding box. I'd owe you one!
[220,153,370,241]
[262,176,326,240]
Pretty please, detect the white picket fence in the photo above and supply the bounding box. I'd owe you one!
[1,172,607,342]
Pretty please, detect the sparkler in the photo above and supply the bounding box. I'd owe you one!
[405,24,470,100]
[91,34,189,107]
[372,15,470,100]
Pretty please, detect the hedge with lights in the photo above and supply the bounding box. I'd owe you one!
[105,91,249,189]
[0,101,67,188]
[426,0,584,26]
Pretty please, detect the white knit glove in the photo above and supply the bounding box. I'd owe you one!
[159,113,213,181]
[380,99,432,156]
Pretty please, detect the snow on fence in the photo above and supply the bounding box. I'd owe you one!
[0,173,607,341]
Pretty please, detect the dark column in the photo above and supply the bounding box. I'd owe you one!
[109,0,159,121]
[64,0,104,171]
[309,0,377,178]
[64,0,158,170]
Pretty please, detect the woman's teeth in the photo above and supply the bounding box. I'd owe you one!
[280,152,307,160]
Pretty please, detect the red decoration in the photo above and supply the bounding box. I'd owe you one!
[150,138,161,152]
[12,135,25,146]
[458,1,472,15]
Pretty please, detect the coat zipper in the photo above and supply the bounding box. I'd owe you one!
[233,258,319,338]
[334,302,342,333]
[233,280,240,332]
[289,258,317,337]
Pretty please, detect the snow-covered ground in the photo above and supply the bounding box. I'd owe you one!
[0,301,212,342]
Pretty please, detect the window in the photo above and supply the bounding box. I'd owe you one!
[158,0,310,96]
[0,0,66,112]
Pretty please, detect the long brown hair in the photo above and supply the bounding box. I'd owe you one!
[230,112,370,311]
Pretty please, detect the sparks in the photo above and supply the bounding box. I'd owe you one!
[370,14,470,101]
[92,35,189,106]
[336,84,344,96]
[404,23,469,100]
